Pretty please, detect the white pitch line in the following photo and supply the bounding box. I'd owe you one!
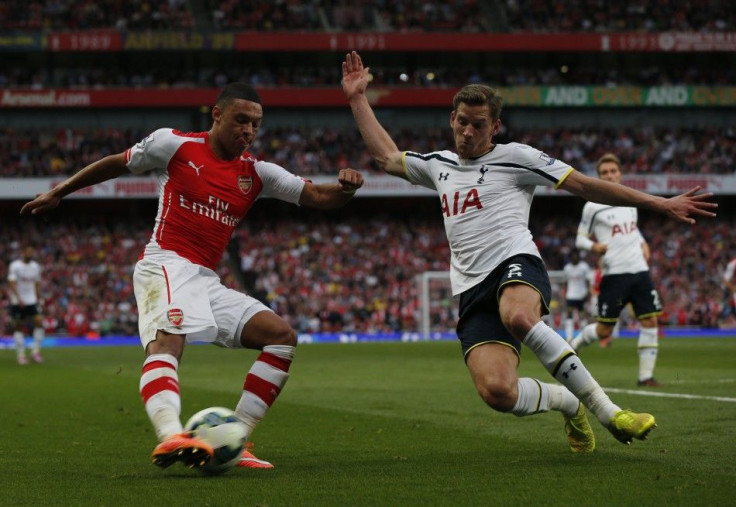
[667,379,736,384]
[604,387,736,403]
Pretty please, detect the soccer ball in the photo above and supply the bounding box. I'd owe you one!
[184,406,247,474]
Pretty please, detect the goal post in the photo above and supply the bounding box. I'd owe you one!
[416,269,568,339]
[416,271,455,340]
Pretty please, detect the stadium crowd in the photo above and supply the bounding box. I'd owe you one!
[0,0,194,30]
[0,0,486,31]
[2,125,733,178]
[0,61,729,89]
[505,0,735,33]
[2,211,733,338]
[2,0,734,32]
[0,127,148,178]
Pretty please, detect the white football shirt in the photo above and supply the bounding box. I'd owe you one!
[724,258,736,285]
[576,203,648,276]
[563,260,592,300]
[402,142,573,295]
[7,259,41,305]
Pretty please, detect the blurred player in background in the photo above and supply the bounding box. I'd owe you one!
[7,245,45,365]
[723,251,736,324]
[570,153,663,387]
[562,250,593,341]
[589,263,623,343]
[342,50,716,452]
[21,83,364,471]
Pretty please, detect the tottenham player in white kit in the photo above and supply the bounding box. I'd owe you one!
[563,250,593,341]
[570,154,663,387]
[342,51,716,452]
[21,83,364,471]
[7,245,45,365]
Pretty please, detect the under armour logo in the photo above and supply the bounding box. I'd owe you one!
[561,362,578,379]
[477,166,489,184]
[187,161,204,175]
[438,172,449,181]
[507,263,522,278]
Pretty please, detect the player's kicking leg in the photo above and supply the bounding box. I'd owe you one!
[469,346,596,454]
[140,353,214,469]
[524,321,657,445]
[151,431,214,469]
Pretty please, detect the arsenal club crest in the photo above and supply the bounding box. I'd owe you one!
[167,308,184,327]
[238,175,253,195]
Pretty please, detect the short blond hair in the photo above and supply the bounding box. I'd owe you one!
[595,153,622,175]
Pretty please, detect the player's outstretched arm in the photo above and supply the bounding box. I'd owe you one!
[21,153,130,215]
[342,51,405,179]
[560,170,717,224]
[299,168,364,209]
[575,206,608,254]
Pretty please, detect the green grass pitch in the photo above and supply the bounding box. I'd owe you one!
[2,338,735,506]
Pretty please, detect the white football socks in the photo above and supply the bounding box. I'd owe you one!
[637,327,659,381]
[14,331,25,359]
[32,327,44,355]
[569,322,599,350]
[511,377,580,418]
[140,354,183,441]
[524,321,619,426]
[235,344,294,440]
[565,317,574,341]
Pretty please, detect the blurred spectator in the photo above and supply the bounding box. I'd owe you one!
[373,0,485,32]
[504,0,736,33]
[3,0,734,32]
[2,211,733,337]
[207,0,323,30]
[0,0,193,30]
[1,62,731,89]
[1,125,733,177]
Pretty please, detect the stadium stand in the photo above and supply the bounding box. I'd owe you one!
[0,53,731,88]
[503,0,736,33]
[4,1,733,33]
[1,1,734,338]
[0,0,194,30]
[1,125,734,177]
[1,204,734,336]
[0,0,490,32]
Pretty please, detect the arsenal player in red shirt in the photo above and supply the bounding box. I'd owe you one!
[22,83,364,471]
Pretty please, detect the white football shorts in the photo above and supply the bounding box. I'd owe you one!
[133,254,271,349]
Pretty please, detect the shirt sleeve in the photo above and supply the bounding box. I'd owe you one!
[724,260,736,282]
[511,143,573,188]
[254,161,306,204]
[402,151,440,190]
[125,128,178,175]
[575,203,595,250]
[7,262,17,282]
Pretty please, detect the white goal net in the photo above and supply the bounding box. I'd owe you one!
[416,270,567,339]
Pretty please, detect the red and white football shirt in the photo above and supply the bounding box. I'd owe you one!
[125,128,305,270]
